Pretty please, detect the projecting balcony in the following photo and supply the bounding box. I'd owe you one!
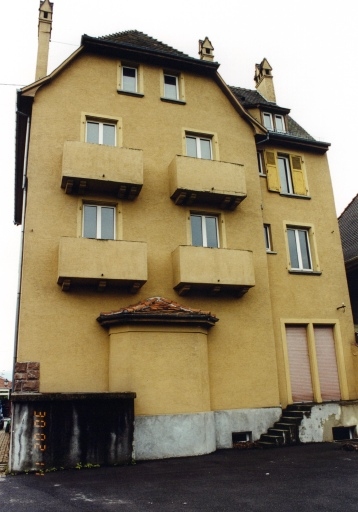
[168,155,247,210]
[172,245,255,296]
[57,237,147,292]
[61,141,143,199]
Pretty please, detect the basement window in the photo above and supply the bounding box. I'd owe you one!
[232,431,252,444]
[332,426,356,441]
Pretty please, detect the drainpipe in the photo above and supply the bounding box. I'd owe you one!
[12,111,31,384]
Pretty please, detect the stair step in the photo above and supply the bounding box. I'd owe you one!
[285,404,312,412]
[258,441,279,449]
[280,416,303,425]
[260,434,285,445]
[282,410,305,418]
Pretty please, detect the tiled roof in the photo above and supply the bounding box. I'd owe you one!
[98,30,193,59]
[97,297,218,327]
[229,86,315,141]
[0,377,12,389]
[339,193,358,263]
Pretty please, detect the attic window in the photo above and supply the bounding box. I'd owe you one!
[44,12,48,18]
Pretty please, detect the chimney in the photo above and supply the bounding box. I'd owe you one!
[199,37,214,61]
[254,58,276,103]
[35,0,54,81]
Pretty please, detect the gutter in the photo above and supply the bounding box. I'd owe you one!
[12,112,31,382]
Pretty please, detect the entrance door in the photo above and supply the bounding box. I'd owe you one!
[286,325,341,403]
[286,326,314,402]
[314,326,341,401]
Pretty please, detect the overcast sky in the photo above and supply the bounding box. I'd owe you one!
[1,0,357,379]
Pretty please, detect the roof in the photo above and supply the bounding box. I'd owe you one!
[81,30,220,74]
[0,377,12,389]
[230,86,315,141]
[98,30,192,59]
[338,193,358,265]
[97,297,219,328]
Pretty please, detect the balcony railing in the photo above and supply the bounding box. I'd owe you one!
[172,245,255,296]
[57,237,147,292]
[61,141,143,199]
[168,155,247,210]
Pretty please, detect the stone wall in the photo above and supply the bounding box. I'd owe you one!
[13,362,40,392]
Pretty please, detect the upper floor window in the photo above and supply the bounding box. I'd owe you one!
[186,135,212,160]
[122,66,137,93]
[287,227,312,271]
[164,74,179,100]
[257,150,265,175]
[264,224,273,252]
[83,204,115,240]
[86,121,116,146]
[263,112,286,133]
[191,214,219,248]
[263,151,308,196]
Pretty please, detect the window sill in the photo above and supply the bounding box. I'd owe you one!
[117,90,144,98]
[280,192,311,200]
[288,269,322,276]
[259,173,267,177]
[266,250,277,255]
[160,97,186,105]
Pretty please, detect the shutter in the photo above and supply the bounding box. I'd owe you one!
[314,326,341,401]
[290,155,307,196]
[264,151,280,192]
[286,326,314,402]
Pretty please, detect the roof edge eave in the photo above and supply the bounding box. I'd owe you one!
[81,34,220,74]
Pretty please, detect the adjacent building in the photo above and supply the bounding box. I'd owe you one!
[339,194,358,330]
[11,0,358,469]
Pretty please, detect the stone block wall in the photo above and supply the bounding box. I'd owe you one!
[14,362,40,392]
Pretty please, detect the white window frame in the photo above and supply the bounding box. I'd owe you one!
[263,112,273,130]
[82,204,116,240]
[164,73,179,100]
[186,135,212,160]
[190,213,219,248]
[287,227,312,271]
[277,155,293,194]
[257,151,265,175]
[122,66,137,93]
[262,112,286,133]
[85,120,116,146]
[274,114,286,133]
[264,224,272,252]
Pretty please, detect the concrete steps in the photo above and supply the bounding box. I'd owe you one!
[258,404,312,448]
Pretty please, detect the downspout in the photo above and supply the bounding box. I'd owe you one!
[12,111,31,383]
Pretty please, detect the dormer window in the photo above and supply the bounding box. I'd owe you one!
[263,112,286,133]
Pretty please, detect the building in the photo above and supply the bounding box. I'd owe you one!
[11,0,358,470]
[339,194,358,330]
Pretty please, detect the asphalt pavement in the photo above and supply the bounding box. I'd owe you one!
[1,443,358,511]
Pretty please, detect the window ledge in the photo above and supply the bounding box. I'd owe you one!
[259,173,267,178]
[288,269,322,276]
[266,250,277,255]
[280,192,311,200]
[160,97,186,105]
[117,90,144,98]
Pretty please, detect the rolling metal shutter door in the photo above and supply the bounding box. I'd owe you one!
[314,326,341,401]
[286,326,314,402]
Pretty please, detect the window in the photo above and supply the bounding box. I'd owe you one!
[278,155,293,194]
[262,112,286,133]
[86,121,115,146]
[164,74,178,100]
[191,214,219,248]
[287,227,312,270]
[264,151,307,196]
[83,204,115,240]
[263,224,272,252]
[122,66,137,93]
[186,135,212,160]
[257,151,265,175]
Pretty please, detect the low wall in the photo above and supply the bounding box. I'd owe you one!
[10,392,135,473]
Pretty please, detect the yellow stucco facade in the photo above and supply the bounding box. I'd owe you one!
[13,20,358,458]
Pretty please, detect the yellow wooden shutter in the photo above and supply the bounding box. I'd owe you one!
[290,155,307,196]
[264,151,280,192]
